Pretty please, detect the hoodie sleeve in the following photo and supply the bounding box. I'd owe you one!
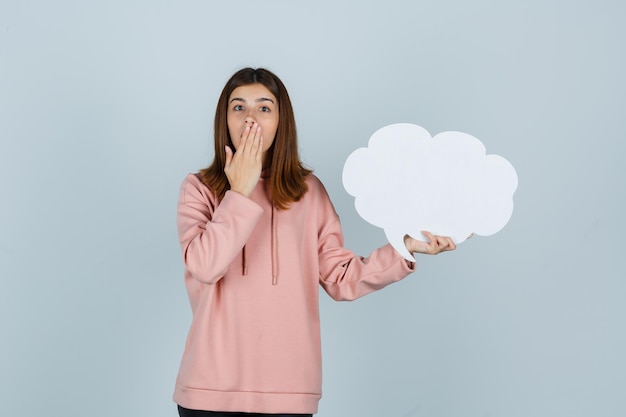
[177,175,264,284]
[314,182,416,301]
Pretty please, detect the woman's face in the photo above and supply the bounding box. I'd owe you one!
[227,83,279,156]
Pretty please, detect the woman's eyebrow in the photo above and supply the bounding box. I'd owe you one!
[229,97,275,104]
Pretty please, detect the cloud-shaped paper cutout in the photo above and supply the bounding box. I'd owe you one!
[342,123,518,261]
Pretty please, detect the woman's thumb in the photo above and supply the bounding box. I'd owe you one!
[224,146,233,168]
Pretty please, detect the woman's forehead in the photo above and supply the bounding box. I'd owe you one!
[229,83,276,101]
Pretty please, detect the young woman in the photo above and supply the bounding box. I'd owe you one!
[174,68,456,417]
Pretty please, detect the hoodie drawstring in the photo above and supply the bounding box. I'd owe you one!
[271,205,278,285]
[240,206,278,285]
[242,245,248,276]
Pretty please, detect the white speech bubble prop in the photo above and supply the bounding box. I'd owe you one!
[342,123,518,261]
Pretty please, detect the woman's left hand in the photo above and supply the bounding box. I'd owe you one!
[404,231,456,255]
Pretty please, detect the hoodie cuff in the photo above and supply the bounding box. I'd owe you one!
[222,190,264,213]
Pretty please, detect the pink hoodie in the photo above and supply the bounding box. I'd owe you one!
[173,173,415,414]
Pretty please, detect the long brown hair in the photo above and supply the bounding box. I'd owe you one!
[198,68,312,209]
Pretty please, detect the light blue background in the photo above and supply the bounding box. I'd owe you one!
[1,1,624,416]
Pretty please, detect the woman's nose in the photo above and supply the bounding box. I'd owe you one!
[244,115,256,125]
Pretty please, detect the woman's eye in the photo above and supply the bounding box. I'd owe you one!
[260,106,270,113]
[233,105,244,111]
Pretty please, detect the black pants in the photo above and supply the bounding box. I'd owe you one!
[177,405,313,417]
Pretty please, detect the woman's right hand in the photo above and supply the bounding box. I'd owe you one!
[224,123,264,197]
